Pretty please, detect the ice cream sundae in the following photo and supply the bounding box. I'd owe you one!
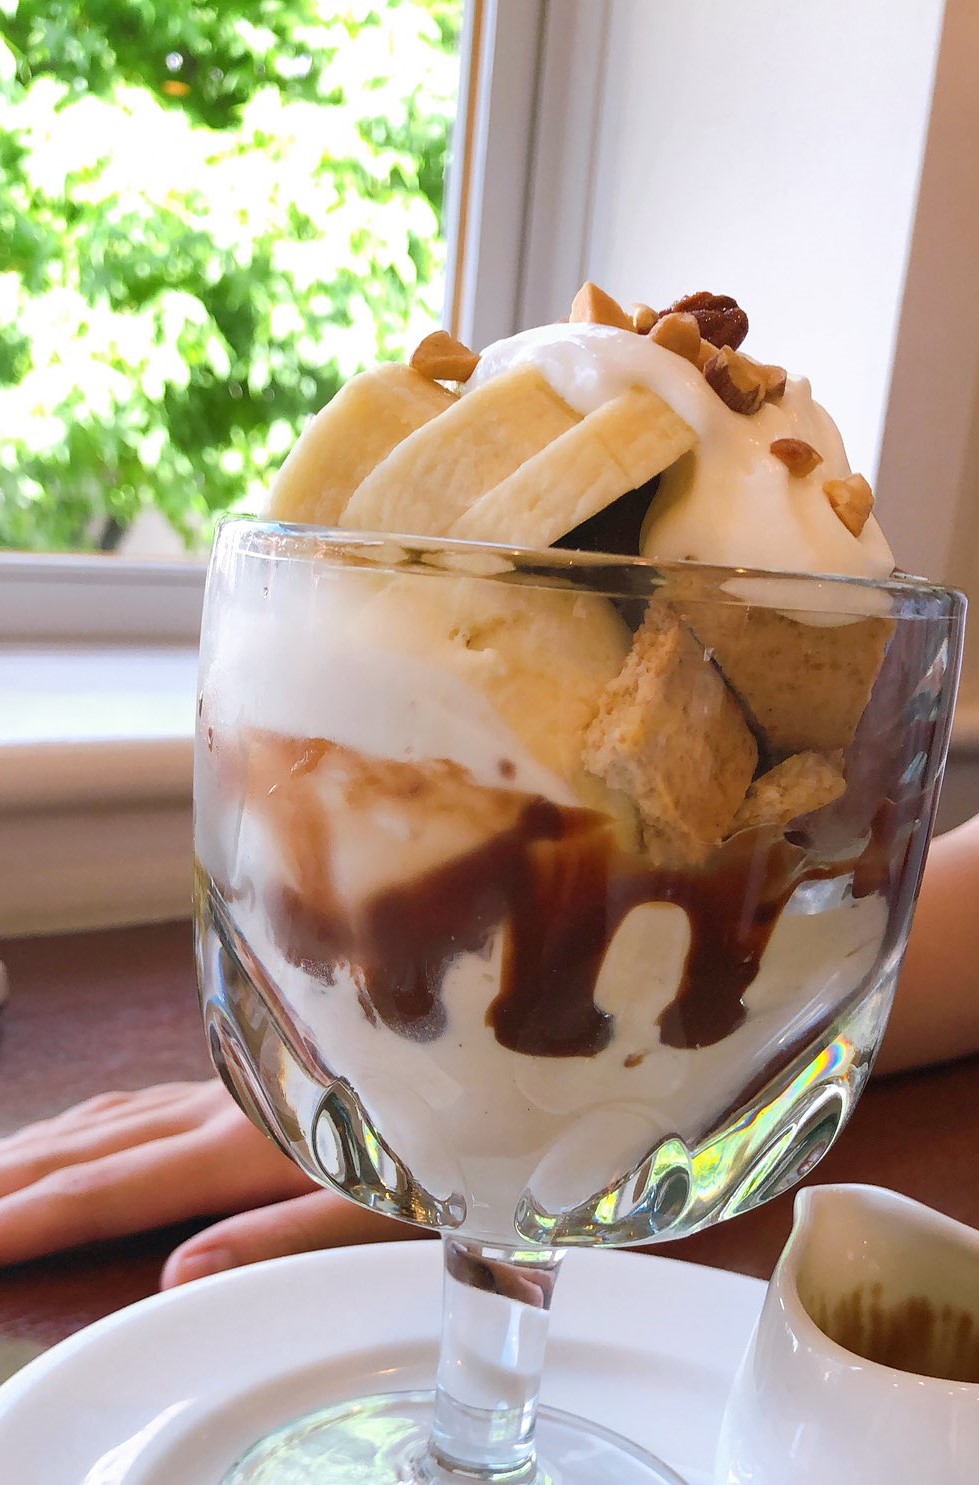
[194,284,957,1247]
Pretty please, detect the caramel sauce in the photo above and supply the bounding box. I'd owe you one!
[810,1282,979,1383]
[212,732,906,1059]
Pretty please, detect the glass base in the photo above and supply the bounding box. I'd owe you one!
[220,1389,687,1484]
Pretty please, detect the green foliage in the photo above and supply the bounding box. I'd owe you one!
[0,0,462,551]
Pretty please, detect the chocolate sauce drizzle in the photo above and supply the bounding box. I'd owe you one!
[232,735,887,1058]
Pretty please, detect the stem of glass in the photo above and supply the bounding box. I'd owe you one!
[414,1235,564,1483]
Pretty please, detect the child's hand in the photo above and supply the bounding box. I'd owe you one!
[0,1079,412,1284]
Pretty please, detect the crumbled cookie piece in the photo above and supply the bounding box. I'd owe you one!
[679,602,894,754]
[583,603,757,866]
[730,751,846,834]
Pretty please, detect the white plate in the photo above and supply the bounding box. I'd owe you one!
[0,1241,764,1485]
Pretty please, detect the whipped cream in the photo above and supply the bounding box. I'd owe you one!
[466,323,895,582]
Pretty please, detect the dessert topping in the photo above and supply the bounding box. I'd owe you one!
[665,291,749,351]
[569,281,634,332]
[770,437,823,478]
[760,363,788,403]
[649,311,702,364]
[823,473,875,537]
[410,329,481,383]
[703,345,768,416]
[630,302,658,335]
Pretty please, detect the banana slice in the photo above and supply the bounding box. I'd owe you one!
[268,364,456,527]
[339,367,580,536]
[451,387,697,548]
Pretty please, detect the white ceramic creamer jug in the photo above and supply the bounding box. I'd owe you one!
[715,1184,979,1484]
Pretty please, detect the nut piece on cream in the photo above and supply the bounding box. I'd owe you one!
[649,311,702,364]
[570,280,634,332]
[824,473,875,537]
[771,438,823,479]
[410,329,481,384]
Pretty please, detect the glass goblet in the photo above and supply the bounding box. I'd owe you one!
[194,520,964,1484]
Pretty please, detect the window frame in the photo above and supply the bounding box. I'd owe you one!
[1,552,206,642]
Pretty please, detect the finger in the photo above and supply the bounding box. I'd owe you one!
[0,1083,221,1143]
[0,1083,223,1161]
[0,1126,314,1268]
[162,1189,421,1288]
[0,1096,220,1198]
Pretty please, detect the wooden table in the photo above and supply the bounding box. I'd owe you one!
[1,921,978,1365]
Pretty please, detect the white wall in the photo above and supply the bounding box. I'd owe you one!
[876,0,979,589]
[522,0,945,487]
[472,1,979,710]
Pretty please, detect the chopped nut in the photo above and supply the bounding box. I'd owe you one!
[410,330,480,383]
[569,281,633,332]
[760,364,787,402]
[770,437,823,479]
[823,474,875,536]
[703,346,767,415]
[649,311,702,363]
[631,302,658,335]
[666,291,749,351]
[695,339,718,371]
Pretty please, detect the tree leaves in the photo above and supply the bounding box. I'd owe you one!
[0,0,461,551]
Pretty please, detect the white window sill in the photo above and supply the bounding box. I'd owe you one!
[1,644,196,807]
[1,643,197,937]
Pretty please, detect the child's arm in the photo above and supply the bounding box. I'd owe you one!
[876,814,979,1074]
